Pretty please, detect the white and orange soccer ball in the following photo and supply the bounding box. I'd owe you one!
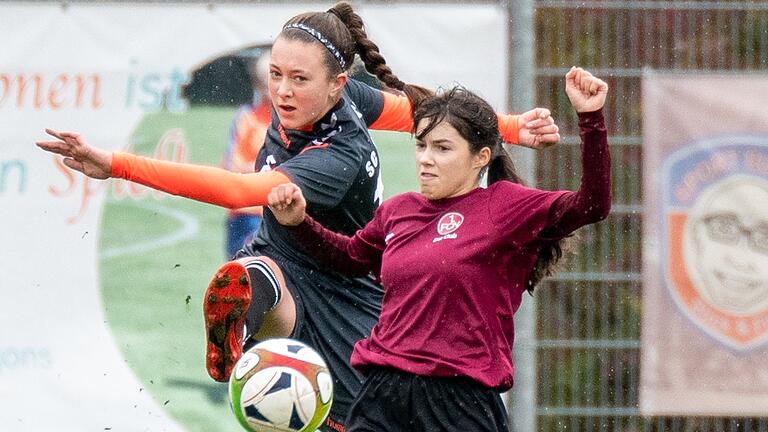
[228,338,334,432]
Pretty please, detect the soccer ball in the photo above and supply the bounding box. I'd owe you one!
[229,338,334,432]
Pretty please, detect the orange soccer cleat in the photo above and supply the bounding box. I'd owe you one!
[203,260,252,382]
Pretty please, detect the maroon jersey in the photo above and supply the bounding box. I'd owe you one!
[290,109,610,390]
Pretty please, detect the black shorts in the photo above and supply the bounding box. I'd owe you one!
[238,245,383,431]
[345,367,509,432]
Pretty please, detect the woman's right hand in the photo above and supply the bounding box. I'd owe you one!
[36,128,113,179]
[517,108,560,149]
[268,183,307,226]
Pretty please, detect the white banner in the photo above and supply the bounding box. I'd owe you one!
[0,2,508,430]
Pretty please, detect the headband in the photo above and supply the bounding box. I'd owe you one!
[283,23,347,70]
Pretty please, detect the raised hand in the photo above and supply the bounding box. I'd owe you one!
[565,67,609,113]
[267,183,307,226]
[517,107,560,149]
[36,129,112,179]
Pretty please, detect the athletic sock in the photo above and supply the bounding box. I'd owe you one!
[242,259,282,343]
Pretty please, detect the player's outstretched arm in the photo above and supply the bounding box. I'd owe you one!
[540,67,611,238]
[353,80,559,148]
[36,128,112,179]
[37,128,291,209]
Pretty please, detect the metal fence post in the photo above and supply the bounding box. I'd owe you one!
[506,0,537,431]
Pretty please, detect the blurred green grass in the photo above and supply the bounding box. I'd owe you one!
[98,107,416,432]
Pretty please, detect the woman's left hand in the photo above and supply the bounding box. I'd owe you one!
[565,67,609,113]
[268,183,307,226]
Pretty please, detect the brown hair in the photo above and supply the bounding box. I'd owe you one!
[413,87,567,292]
[280,1,433,111]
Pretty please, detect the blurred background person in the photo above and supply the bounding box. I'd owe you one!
[222,50,272,258]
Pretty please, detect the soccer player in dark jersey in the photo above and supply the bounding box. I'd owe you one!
[267,66,611,431]
[36,2,562,428]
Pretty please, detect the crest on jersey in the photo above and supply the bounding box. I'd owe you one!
[661,136,768,351]
[437,212,464,235]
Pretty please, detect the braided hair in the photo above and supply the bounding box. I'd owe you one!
[280,2,433,111]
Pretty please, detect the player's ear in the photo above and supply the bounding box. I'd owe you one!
[330,72,348,99]
[473,147,492,170]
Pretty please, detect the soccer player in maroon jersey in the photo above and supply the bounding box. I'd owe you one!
[268,67,611,431]
[36,2,562,428]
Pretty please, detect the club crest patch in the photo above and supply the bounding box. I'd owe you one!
[432,212,464,243]
[661,136,768,350]
[437,212,464,235]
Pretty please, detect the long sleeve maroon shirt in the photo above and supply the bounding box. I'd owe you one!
[288,109,611,390]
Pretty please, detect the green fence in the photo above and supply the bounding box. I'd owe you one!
[533,1,768,431]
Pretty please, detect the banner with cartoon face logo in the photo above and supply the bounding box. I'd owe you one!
[640,73,768,416]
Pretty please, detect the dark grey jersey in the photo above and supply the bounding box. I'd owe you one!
[238,80,390,424]
[249,80,385,271]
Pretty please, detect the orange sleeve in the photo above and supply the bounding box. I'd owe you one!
[370,90,521,144]
[368,91,414,132]
[112,152,290,209]
[497,114,520,145]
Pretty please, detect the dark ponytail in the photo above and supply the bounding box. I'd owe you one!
[487,147,522,185]
[413,87,568,293]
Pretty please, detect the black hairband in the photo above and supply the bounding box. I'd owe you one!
[284,23,346,70]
